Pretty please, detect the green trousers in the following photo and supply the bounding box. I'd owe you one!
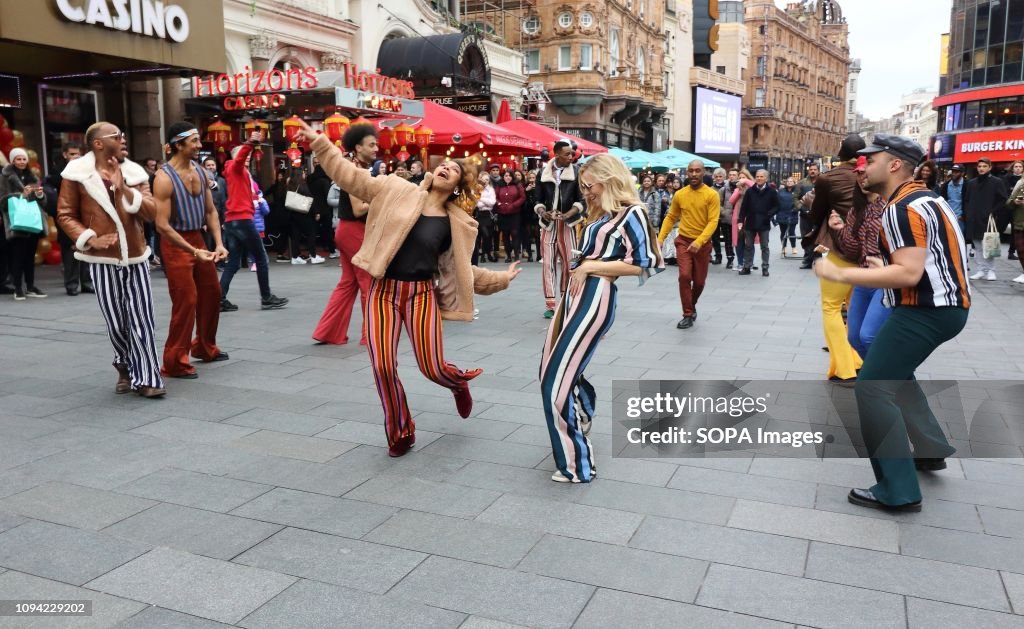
[855,306,968,505]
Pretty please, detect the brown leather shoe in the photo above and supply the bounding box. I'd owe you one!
[136,386,166,398]
[115,364,131,394]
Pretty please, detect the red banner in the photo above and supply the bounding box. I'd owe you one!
[954,129,1024,163]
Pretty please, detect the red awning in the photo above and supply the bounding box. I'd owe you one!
[418,100,541,154]
[497,119,608,155]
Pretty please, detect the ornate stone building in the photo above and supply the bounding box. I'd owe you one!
[742,0,850,180]
[466,0,668,150]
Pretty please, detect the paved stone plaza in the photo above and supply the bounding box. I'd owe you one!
[1,249,1022,629]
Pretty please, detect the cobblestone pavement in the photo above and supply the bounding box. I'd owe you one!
[1,246,1022,629]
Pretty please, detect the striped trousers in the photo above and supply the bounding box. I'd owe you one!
[366,278,479,447]
[90,262,164,390]
[539,276,617,482]
[540,221,577,310]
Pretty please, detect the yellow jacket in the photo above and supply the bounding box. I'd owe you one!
[310,134,511,322]
[657,184,720,247]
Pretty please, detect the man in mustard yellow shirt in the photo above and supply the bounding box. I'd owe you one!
[658,160,720,329]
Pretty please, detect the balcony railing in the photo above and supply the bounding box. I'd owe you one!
[688,67,746,96]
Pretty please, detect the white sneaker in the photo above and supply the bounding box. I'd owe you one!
[551,472,573,483]
[310,255,326,265]
[291,257,306,265]
[328,252,340,259]
[985,270,997,281]
[969,270,985,280]
[1013,274,1024,284]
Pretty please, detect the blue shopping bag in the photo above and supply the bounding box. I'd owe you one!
[7,197,44,234]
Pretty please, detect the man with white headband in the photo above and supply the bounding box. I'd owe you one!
[151,121,229,380]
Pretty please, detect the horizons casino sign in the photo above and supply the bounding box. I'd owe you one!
[55,0,191,43]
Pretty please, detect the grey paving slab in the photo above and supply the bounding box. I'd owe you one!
[0,510,25,533]
[103,502,282,561]
[518,535,707,603]
[814,483,985,533]
[476,494,643,545]
[344,475,501,519]
[0,570,145,629]
[667,463,819,508]
[806,541,1010,611]
[906,597,1024,629]
[390,555,593,629]
[0,414,64,440]
[697,563,906,629]
[112,607,237,629]
[629,515,809,576]
[155,443,273,476]
[0,482,155,531]
[87,547,297,625]
[405,412,522,440]
[316,419,444,449]
[0,394,78,418]
[229,429,358,462]
[329,443,470,483]
[47,405,169,431]
[1003,571,1024,615]
[234,527,426,594]
[421,434,551,468]
[575,479,736,526]
[459,618,531,629]
[916,470,1024,510]
[0,437,64,473]
[229,488,397,538]
[130,416,259,444]
[727,499,900,553]
[137,398,253,422]
[222,407,340,436]
[900,523,1024,572]
[225,455,368,496]
[238,578,465,629]
[572,588,792,629]
[447,460,588,500]
[0,519,150,586]
[115,467,272,513]
[363,509,543,568]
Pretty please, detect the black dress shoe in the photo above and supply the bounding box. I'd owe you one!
[0,285,14,295]
[1009,252,1019,260]
[914,458,947,471]
[169,372,199,379]
[725,258,734,269]
[66,288,80,296]
[737,268,751,275]
[676,316,694,329]
[829,375,856,387]
[848,488,921,512]
[762,268,770,277]
[208,352,230,362]
[800,263,813,269]
[711,256,722,265]
[81,286,95,294]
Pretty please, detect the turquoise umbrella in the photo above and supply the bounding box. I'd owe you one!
[655,147,720,169]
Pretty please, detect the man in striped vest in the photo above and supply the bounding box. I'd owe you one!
[56,122,165,398]
[152,122,230,380]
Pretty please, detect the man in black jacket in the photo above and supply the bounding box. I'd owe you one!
[737,170,779,276]
[45,141,94,295]
[963,157,1008,281]
[533,140,585,318]
[307,159,337,259]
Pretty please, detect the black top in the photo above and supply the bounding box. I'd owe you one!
[385,215,452,281]
[337,188,366,223]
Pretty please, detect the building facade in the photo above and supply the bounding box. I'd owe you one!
[846,57,860,133]
[741,0,850,181]
[931,0,1024,170]
[472,0,668,151]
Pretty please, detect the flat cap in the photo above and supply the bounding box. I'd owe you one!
[858,134,925,165]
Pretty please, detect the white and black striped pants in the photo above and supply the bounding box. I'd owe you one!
[90,262,164,390]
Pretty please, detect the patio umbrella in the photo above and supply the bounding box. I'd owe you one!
[655,147,720,169]
[494,98,513,124]
[497,119,608,156]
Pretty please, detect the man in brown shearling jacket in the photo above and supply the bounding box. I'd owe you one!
[57,122,166,398]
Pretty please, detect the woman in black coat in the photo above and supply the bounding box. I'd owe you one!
[1,149,48,299]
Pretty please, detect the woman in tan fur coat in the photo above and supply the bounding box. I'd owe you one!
[296,121,521,457]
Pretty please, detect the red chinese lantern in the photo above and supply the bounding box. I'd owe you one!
[285,142,303,168]
[206,120,234,164]
[351,116,371,128]
[414,126,432,162]
[393,123,415,146]
[377,127,393,154]
[243,120,269,167]
[282,115,305,146]
[323,112,350,147]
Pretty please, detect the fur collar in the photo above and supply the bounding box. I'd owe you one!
[540,159,577,184]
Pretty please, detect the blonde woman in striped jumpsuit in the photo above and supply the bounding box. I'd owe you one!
[540,154,665,483]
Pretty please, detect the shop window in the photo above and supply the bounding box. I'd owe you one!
[580,44,593,70]
[1005,41,1024,83]
[524,49,540,73]
[522,16,540,35]
[990,0,1007,44]
[963,101,981,128]
[559,46,572,71]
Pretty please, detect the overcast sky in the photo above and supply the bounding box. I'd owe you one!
[774,0,952,120]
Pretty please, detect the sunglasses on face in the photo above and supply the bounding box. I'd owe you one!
[100,131,127,141]
[580,180,596,190]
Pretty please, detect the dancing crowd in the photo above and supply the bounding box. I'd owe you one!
[4,119,1018,512]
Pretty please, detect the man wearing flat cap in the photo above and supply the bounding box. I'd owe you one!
[815,134,969,513]
[805,133,868,384]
